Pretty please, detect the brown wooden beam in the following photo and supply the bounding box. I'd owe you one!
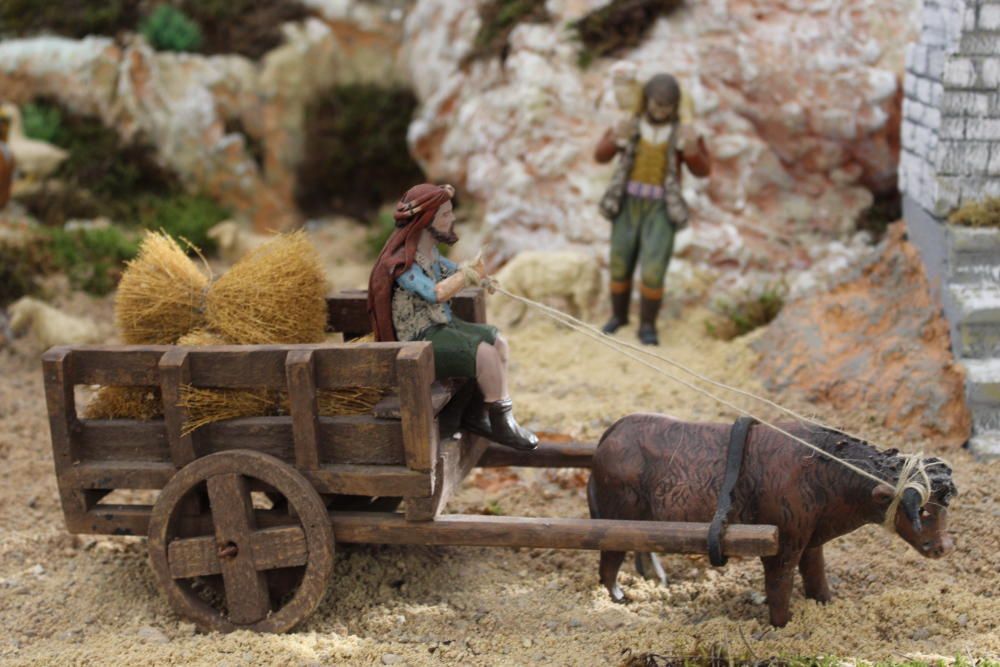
[478,439,596,468]
[329,513,779,556]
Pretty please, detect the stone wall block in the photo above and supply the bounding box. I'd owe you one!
[944,57,978,88]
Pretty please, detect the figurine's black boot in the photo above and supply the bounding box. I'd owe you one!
[637,295,662,346]
[487,398,539,451]
[602,285,631,334]
[460,391,493,439]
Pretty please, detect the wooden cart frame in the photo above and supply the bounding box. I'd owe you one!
[43,289,778,632]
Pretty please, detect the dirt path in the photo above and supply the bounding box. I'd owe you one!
[0,243,997,665]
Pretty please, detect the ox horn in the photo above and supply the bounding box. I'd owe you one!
[901,487,923,533]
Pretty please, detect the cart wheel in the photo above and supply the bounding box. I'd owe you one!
[148,450,334,633]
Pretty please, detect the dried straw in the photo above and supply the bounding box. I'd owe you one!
[204,230,328,344]
[83,386,162,421]
[115,232,210,345]
[177,328,229,346]
[178,386,278,436]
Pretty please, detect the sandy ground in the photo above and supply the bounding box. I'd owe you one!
[1,228,998,666]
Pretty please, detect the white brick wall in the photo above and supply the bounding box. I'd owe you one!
[901,0,1000,214]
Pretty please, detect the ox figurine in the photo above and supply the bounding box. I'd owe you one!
[588,414,958,627]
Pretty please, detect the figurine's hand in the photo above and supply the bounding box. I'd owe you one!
[614,118,635,143]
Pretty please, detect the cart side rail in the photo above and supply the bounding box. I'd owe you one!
[42,341,441,535]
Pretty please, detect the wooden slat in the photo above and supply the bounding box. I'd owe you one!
[373,381,456,420]
[478,439,596,468]
[77,420,169,462]
[330,513,780,556]
[74,416,405,466]
[326,289,486,334]
[159,348,199,467]
[69,461,176,489]
[43,347,90,525]
[68,346,170,385]
[396,344,437,472]
[167,526,309,579]
[406,434,489,521]
[302,465,432,497]
[206,473,271,624]
[285,350,320,469]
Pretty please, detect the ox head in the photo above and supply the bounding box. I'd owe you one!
[871,457,957,559]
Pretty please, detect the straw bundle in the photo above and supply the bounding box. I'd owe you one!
[115,232,209,345]
[83,386,162,421]
[177,328,229,346]
[204,230,328,344]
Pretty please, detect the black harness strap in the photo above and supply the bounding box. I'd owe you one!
[708,416,757,567]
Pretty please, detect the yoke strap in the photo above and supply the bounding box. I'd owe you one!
[708,416,757,567]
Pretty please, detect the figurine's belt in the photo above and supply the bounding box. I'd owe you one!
[625,181,665,200]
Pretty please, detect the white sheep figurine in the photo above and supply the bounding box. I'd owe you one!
[207,220,269,264]
[8,297,102,349]
[490,250,602,326]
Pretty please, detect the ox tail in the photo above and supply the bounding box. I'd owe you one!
[587,474,601,519]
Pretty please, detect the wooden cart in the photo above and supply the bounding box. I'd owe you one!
[42,289,779,633]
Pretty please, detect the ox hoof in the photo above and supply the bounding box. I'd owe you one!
[608,586,627,604]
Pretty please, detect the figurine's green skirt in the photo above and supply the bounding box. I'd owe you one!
[418,318,499,379]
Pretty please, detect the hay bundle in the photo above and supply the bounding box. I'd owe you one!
[204,230,328,344]
[115,232,209,345]
[177,328,229,346]
[83,386,162,421]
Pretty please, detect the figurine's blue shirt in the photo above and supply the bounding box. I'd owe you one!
[395,248,458,319]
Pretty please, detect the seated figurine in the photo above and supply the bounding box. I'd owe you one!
[368,183,538,451]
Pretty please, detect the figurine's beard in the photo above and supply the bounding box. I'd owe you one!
[430,227,459,245]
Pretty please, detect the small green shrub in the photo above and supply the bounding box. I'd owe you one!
[0,236,57,306]
[949,197,1000,228]
[141,5,203,53]
[297,83,426,220]
[45,226,139,295]
[705,283,786,341]
[570,0,682,68]
[20,103,64,144]
[856,188,901,241]
[135,193,229,252]
[464,0,550,64]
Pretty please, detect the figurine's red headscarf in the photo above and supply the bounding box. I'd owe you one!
[367,183,454,342]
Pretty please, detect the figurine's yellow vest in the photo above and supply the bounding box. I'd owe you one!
[629,139,669,186]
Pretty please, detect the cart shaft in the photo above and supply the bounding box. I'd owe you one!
[330,512,779,557]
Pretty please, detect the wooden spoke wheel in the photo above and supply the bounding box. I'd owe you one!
[148,451,334,633]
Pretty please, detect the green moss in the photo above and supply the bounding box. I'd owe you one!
[20,103,64,144]
[141,5,203,53]
[15,100,227,251]
[570,0,683,68]
[464,0,550,64]
[177,0,311,60]
[0,0,308,61]
[0,0,141,39]
[705,283,786,341]
[134,193,229,252]
[297,83,426,220]
[0,235,57,306]
[949,197,1000,228]
[45,226,139,295]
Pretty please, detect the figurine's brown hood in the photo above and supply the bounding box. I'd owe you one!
[367,183,453,342]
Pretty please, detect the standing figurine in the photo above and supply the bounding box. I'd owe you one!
[0,108,14,211]
[368,183,538,451]
[595,69,712,345]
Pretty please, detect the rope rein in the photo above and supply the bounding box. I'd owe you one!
[490,284,939,531]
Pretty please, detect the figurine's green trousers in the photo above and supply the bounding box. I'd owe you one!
[609,197,675,299]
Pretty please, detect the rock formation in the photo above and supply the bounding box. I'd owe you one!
[753,222,971,448]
